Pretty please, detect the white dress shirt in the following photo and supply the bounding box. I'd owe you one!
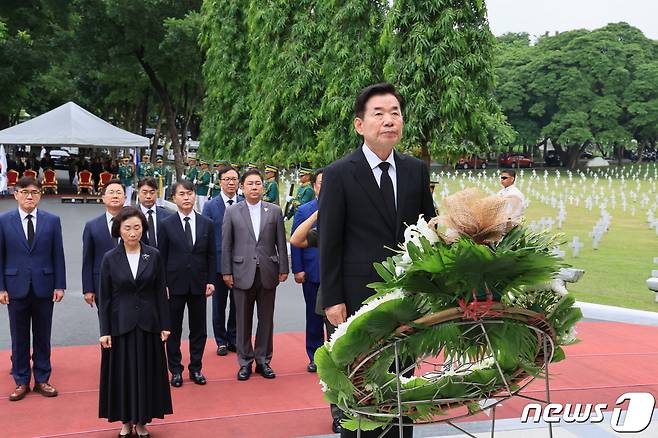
[247,201,262,241]
[362,144,397,207]
[498,184,526,219]
[178,211,196,245]
[105,211,114,236]
[18,208,37,240]
[220,191,237,207]
[126,252,140,279]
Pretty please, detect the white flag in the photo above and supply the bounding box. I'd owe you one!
[0,144,8,192]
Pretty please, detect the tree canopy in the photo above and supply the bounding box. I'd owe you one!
[494,23,658,167]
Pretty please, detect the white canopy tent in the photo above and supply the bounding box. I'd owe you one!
[0,101,149,148]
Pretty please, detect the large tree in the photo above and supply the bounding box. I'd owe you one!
[383,0,511,165]
[315,0,388,164]
[245,0,326,166]
[0,0,71,128]
[75,0,203,176]
[494,23,658,167]
[199,0,250,161]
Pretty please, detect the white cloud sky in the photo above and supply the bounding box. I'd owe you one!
[486,0,658,40]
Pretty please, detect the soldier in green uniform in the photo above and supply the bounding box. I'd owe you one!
[137,153,154,178]
[263,165,280,205]
[118,156,135,206]
[153,155,167,206]
[196,159,212,211]
[185,157,199,183]
[286,166,314,219]
[210,160,224,199]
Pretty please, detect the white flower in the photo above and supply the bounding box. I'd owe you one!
[403,226,422,249]
[415,215,440,244]
[327,289,407,351]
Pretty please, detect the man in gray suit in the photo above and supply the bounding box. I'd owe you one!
[221,169,289,381]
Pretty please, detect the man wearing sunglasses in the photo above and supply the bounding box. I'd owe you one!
[498,170,526,220]
[0,177,66,401]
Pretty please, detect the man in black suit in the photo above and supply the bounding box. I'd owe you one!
[137,177,172,248]
[319,83,436,438]
[159,179,216,387]
[81,179,125,308]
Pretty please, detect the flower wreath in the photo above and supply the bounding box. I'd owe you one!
[315,189,582,431]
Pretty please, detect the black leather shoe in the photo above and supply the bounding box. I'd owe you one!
[170,373,183,387]
[227,344,237,352]
[307,361,317,373]
[332,417,342,433]
[255,363,276,379]
[237,365,252,381]
[189,371,207,385]
[216,345,228,356]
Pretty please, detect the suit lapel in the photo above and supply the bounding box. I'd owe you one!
[394,151,409,237]
[193,212,202,249]
[350,150,395,234]
[10,210,29,251]
[117,245,136,285]
[31,210,47,251]
[135,248,149,281]
[238,202,257,241]
[258,203,268,242]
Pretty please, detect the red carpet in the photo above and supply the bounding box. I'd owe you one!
[0,322,657,437]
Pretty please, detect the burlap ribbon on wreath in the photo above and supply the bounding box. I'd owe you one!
[429,188,521,244]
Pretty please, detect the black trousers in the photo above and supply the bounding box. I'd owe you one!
[212,274,237,347]
[8,286,54,385]
[166,293,207,374]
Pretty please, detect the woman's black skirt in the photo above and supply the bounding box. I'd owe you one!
[99,327,173,424]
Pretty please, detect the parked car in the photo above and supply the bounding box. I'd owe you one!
[498,153,534,168]
[455,156,487,169]
[48,149,73,170]
[544,150,563,167]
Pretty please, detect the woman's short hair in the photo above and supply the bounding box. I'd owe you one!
[111,206,148,238]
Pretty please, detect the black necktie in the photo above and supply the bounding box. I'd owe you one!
[147,209,156,246]
[184,217,193,249]
[26,214,35,247]
[378,162,396,220]
[227,199,234,206]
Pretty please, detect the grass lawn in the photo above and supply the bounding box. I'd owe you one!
[279,163,658,312]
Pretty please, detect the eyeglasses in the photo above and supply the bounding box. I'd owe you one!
[221,177,238,182]
[18,190,41,196]
[500,176,510,180]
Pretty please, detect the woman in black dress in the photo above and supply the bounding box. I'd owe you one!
[98,206,172,437]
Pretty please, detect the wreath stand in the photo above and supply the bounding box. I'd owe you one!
[345,306,557,438]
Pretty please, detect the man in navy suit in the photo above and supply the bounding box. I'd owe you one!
[202,166,243,356]
[137,177,172,248]
[0,177,66,401]
[81,179,125,307]
[160,179,216,387]
[290,168,323,372]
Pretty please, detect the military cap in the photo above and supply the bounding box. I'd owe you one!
[200,159,209,165]
[299,166,313,176]
[265,165,278,173]
[156,155,164,162]
[122,156,130,161]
